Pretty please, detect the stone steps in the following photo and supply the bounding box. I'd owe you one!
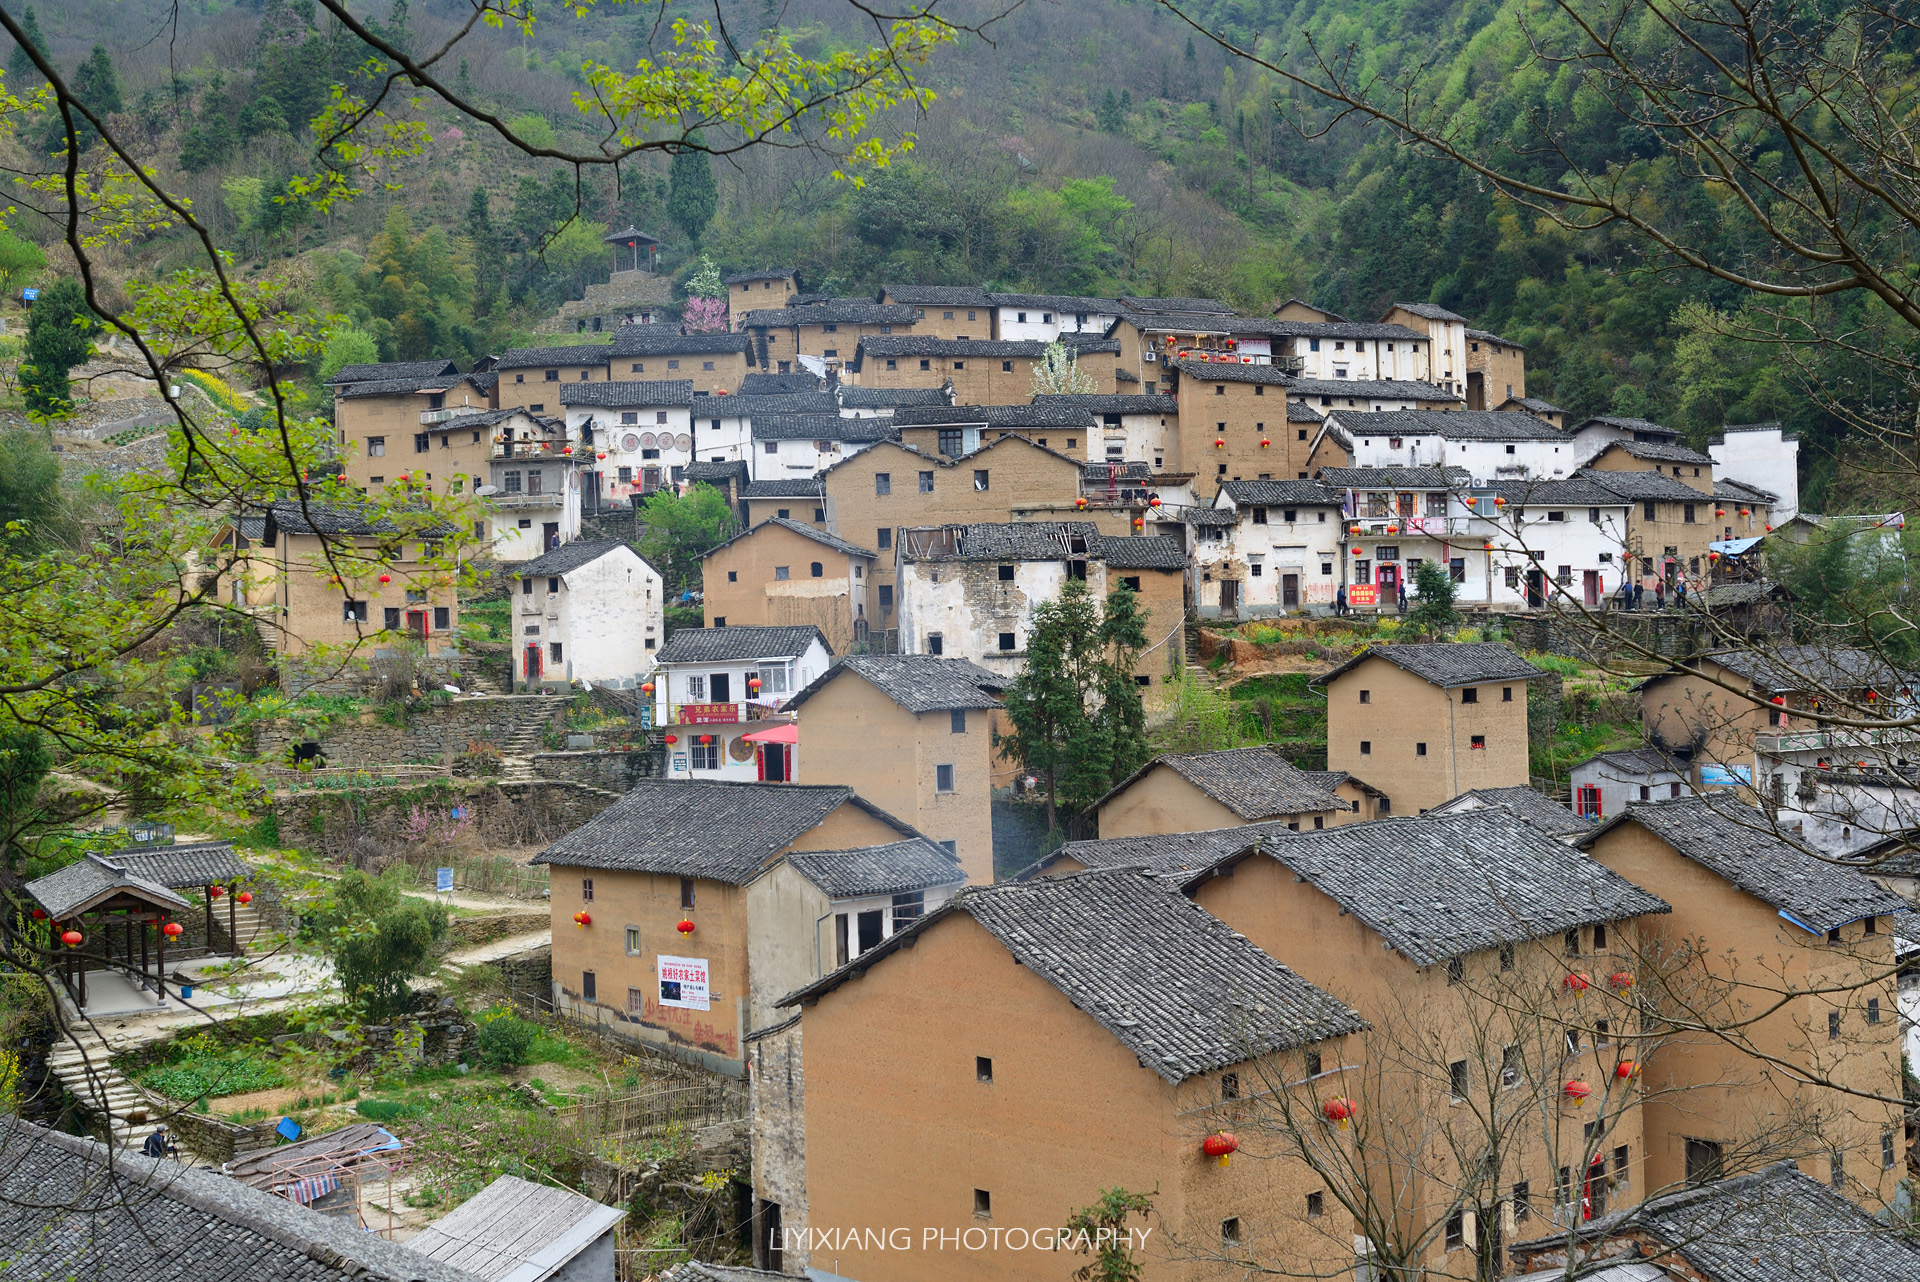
[45,1026,151,1147]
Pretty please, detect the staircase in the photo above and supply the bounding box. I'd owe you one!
[46,1021,150,1149]
[212,896,269,953]
[496,695,568,781]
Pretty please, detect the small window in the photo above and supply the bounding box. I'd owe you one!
[727,570,738,582]
[1885,1129,1898,1170]
[1358,689,1370,704]
[998,564,1015,581]
[1593,922,1608,950]
[1416,742,1427,757]
[1502,686,1513,702]
[680,877,696,909]
[936,764,956,793]
[1831,1150,1845,1190]
[1470,734,1486,749]
[1221,1218,1241,1245]
[1869,997,1882,1024]
[1446,956,1463,984]
[625,926,642,955]
[342,599,369,622]
[1449,1060,1470,1100]
[433,606,450,630]
[1829,1011,1841,1040]
[1500,943,1514,971]
[878,528,892,550]
[775,566,791,581]
[875,472,891,496]
[998,632,1016,651]
[810,562,823,578]
[951,709,967,734]
[1444,1211,1464,1250]
[1305,1050,1322,1076]
[1360,740,1371,755]
[1501,1044,1521,1088]
[582,878,595,902]
[582,970,596,1001]
[974,1189,992,1218]
[919,470,934,493]
[974,469,990,491]
[928,633,943,655]
[1512,1181,1531,1222]
[976,1056,993,1083]
[1461,687,1478,704]
[1221,1071,1239,1099]
[1565,929,1581,955]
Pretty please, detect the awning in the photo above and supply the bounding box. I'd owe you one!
[1710,536,1764,555]
[743,723,799,744]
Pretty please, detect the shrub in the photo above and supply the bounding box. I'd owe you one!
[355,1098,422,1121]
[475,1007,539,1069]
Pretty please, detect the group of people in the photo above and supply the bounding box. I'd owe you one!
[1617,570,1690,611]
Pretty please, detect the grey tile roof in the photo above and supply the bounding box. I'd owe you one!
[736,373,820,395]
[1266,320,1429,342]
[1581,796,1910,934]
[1081,460,1159,484]
[722,268,797,285]
[1501,396,1564,415]
[420,406,522,433]
[267,500,452,539]
[838,386,951,408]
[1428,786,1593,836]
[751,412,897,442]
[881,283,993,307]
[26,852,193,920]
[740,478,824,499]
[533,780,905,881]
[559,379,695,408]
[655,624,828,665]
[1606,439,1714,465]
[1026,819,1310,880]
[112,842,252,889]
[1483,477,1631,506]
[684,459,748,486]
[1327,408,1573,441]
[328,358,462,386]
[1700,644,1914,694]
[1033,393,1179,416]
[1097,535,1186,570]
[784,654,1003,714]
[1390,301,1471,322]
[987,291,1123,312]
[1574,467,1714,502]
[1104,747,1346,819]
[1313,641,1545,689]
[704,517,875,562]
[404,1174,623,1281]
[1288,401,1325,422]
[892,402,1097,429]
[1169,357,1295,386]
[900,521,1112,562]
[1189,810,1671,966]
[1288,378,1462,402]
[608,329,752,357]
[493,344,614,370]
[1466,327,1525,349]
[740,301,918,328]
[785,868,1366,1081]
[720,391,841,416]
[1576,746,1691,776]
[1714,477,1779,504]
[1576,414,1676,438]
[1515,1160,1920,1282]
[1122,309,1266,333]
[0,1117,485,1282]
[781,838,967,898]
[1317,466,1471,489]
[1185,507,1238,526]
[515,538,645,578]
[663,1263,793,1282]
[335,373,485,400]
[1220,480,1344,507]
[856,335,1052,359]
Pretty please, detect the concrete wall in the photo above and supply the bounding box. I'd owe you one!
[1586,820,1903,1207]
[530,748,657,791]
[615,350,751,395]
[1324,656,1532,815]
[499,359,612,413]
[1192,506,1342,615]
[744,862,830,1032]
[1465,335,1527,407]
[272,530,460,659]
[1637,660,1766,765]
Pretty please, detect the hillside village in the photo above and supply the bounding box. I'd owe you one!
[9,255,1920,1282]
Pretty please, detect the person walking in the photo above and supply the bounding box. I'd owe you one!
[1654,578,1666,610]
[1397,580,1408,613]
[1674,573,1688,609]
[1335,585,1348,617]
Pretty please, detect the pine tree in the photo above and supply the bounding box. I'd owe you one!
[1408,557,1461,636]
[1097,88,1122,133]
[72,46,122,115]
[21,280,96,418]
[666,140,718,246]
[8,6,45,84]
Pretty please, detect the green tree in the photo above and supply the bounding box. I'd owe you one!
[1097,88,1123,133]
[0,724,51,868]
[178,103,237,173]
[1065,1188,1156,1282]
[0,231,46,296]
[636,482,738,593]
[21,280,95,417]
[318,328,380,382]
[1407,558,1460,636]
[237,94,289,140]
[313,867,449,1020]
[667,143,718,246]
[7,6,44,84]
[1000,579,1150,832]
[0,427,69,546]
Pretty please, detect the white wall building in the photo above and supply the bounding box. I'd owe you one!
[1710,422,1801,522]
[1265,322,1432,382]
[1325,408,1580,479]
[988,292,1123,343]
[1567,414,1682,467]
[560,380,695,509]
[486,411,590,562]
[1029,393,1179,466]
[510,540,664,691]
[652,624,833,780]
[1380,302,1471,397]
[750,413,894,480]
[1191,480,1345,617]
[1288,378,1461,414]
[1568,747,1692,821]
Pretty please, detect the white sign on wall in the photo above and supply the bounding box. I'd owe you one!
[657,954,711,1011]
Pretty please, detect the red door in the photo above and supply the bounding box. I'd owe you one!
[524,644,542,680]
[1583,570,1600,606]
[407,610,428,639]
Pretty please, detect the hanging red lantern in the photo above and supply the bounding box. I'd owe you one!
[1386,523,1399,536]
[163,921,184,940]
[1764,523,1773,532]
[1608,972,1635,990]
[562,447,574,455]
[1739,508,1751,517]
[1259,438,1271,449]
[1483,542,1494,552]
[677,918,696,935]
[1565,972,1591,992]
[1563,1080,1593,1106]
[1714,508,1725,518]
[1493,496,1507,508]
[1322,1097,1356,1128]
[379,574,392,584]
[237,891,253,905]
[61,929,82,947]
[1148,496,1162,509]
[1214,438,1225,450]
[30,907,46,920]
[1352,546,1364,555]
[574,911,591,928]
[397,473,410,483]
[747,677,762,694]
[1615,1060,1638,1080]
[699,734,713,744]
[1202,1132,1239,1167]
[1348,524,1362,536]
[1464,496,1478,506]
[1132,517,1144,530]
[641,682,655,696]
[1074,496,1088,510]
[209,884,223,899]
[597,452,607,459]
[664,734,678,744]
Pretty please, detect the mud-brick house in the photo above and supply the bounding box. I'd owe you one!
[1092,746,1350,838]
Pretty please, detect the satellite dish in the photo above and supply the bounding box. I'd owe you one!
[474,485,499,496]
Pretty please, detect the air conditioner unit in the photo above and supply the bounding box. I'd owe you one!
[1144,352,1158,363]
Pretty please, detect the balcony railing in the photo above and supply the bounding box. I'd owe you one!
[492,438,581,460]
[420,408,459,425]
[1757,726,1920,755]
[1349,515,1463,537]
[491,492,563,510]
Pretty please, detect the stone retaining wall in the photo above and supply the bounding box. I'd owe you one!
[254,697,564,767]
[530,748,655,790]
[272,779,619,865]
[445,908,550,949]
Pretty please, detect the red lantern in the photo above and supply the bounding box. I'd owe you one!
[1322,1097,1356,1128]
[562,447,574,455]
[1259,438,1271,449]
[1715,508,1725,517]
[61,929,82,947]
[209,885,223,899]
[1202,1132,1239,1167]
[677,919,696,935]
[163,921,183,940]
[1615,1060,1638,1080]
[574,911,591,928]
[1493,496,1507,507]
[1352,546,1364,555]
[1565,972,1591,992]
[641,682,655,696]
[1771,695,1785,705]
[1563,1080,1593,1106]
[1608,972,1635,990]
[598,452,608,460]
[379,574,392,584]
[1765,523,1773,532]
[699,734,713,744]
[1348,525,1362,536]
[1132,517,1144,530]
[664,734,678,744]
[1386,523,1399,536]
[1148,496,1162,509]
[1483,542,1494,551]
[237,891,253,905]
[1739,508,1751,517]
[1464,496,1478,506]
[30,907,46,920]
[1214,438,1225,450]
[397,473,410,483]
[1074,497,1088,510]
[748,677,762,694]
